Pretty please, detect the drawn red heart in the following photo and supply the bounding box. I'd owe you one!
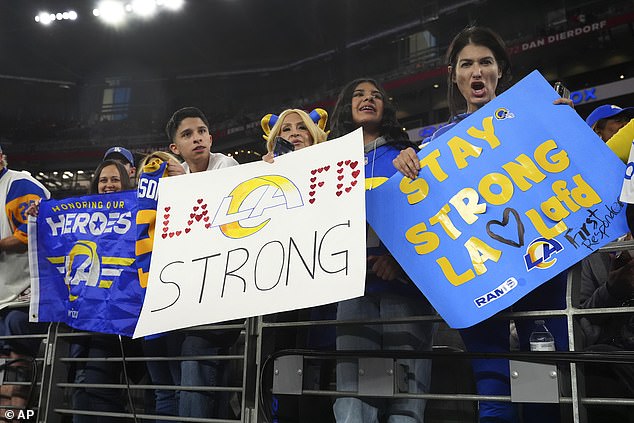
[310,184,316,189]
[175,230,182,236]
[351,170,360,178]
[310,176,316,182]
[309,191,316,197]
[318,181,324,187]
[336,191,342,197]
[324,165,330,171]
[185,228,191,234]
[164,207,171,212]
[201,204,207,209]
[309,198,316,204]
[163,214,170,219]
[351,180,358,186]
[345,187,352,193]
[345,160,351,165]
[197,198,203,204]
[187,220,193,226]
[349,161,358,169]
[190,213,195,218]
[203,216,210,222]
[202,210,208,216]
[205,223,211,229]
[337,161,343,166]
[317,167,323,173]
[337,168,344,174]
[195,215,202,222]
[169,232,174,238]
[311,169,317,175]
[337,175,344,181]
[162,233,168,239]
[163,227,168,233]
[337,183,343,189]
[163,220,169,226]
[193,206,199,211]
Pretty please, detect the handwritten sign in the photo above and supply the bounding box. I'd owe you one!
[366,70,628,328]
[133,129,366,337]
[29,191,143,336]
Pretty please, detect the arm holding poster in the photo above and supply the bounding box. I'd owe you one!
[329,78,436,422]
[367,26,629,422]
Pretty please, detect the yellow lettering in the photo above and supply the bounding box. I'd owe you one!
[525,209,567,238]
[467,116,501,149]
[399,177,430,205]
[540,197,570,221]
[429,204,462,240]
[51,206,60,212]
[405,222,440,255]
[478,172,514,205]
[534,139,569,173]
[570,174,602,208]
[551,180,580,212]
[448,136,482,169]
[449,188,486,224]
[502,154,546,191]
[464,236,502,276]
[437,257,474,286]
[419,149,448,182]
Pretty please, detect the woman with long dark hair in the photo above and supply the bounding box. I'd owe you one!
[331,77,435,423]
[394,26,570,423]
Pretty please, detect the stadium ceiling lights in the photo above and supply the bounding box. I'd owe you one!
[93,0,184,25]
[34,10,78,25]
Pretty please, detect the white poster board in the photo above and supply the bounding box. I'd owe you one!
[133,128,366,337]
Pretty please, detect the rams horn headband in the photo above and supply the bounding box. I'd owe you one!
[260,108,328,141]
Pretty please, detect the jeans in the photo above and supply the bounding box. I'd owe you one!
[144,332,183,422]
[72,335,128,423]
[334,292,436,423]
[459,274,569,423]
[0,308,47,356]
[179,333,220,418]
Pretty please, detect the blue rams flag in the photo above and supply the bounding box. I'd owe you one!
[29,191,143,336]
[366,70,629,329]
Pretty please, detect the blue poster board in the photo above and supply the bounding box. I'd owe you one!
[366,70,628,328]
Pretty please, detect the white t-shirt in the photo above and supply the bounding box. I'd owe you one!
[182,152,238,173]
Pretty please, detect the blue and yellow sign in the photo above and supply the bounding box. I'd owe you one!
[366,70,629,328]
[29,191,142,336]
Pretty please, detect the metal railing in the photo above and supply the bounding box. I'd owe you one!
[1,242,632,422]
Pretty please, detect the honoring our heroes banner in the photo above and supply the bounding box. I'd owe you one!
[29,191,142,337]
[133,129,366,338]
[366,70,629,329]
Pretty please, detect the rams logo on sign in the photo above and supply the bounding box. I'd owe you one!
[47,240,135,301]
[494,108,515,120]
[213,175,303,239]
[523,237,564,272]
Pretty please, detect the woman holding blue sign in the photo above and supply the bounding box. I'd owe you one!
[393,26,569,423]
[330,78,436,423]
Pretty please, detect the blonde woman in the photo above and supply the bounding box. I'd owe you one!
[261,108,328,162]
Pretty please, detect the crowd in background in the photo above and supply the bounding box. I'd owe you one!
[1,24,634,423]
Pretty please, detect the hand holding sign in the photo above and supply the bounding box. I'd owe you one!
[367,71,628,328]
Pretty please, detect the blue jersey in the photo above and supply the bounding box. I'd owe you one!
[135,159,169,289]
